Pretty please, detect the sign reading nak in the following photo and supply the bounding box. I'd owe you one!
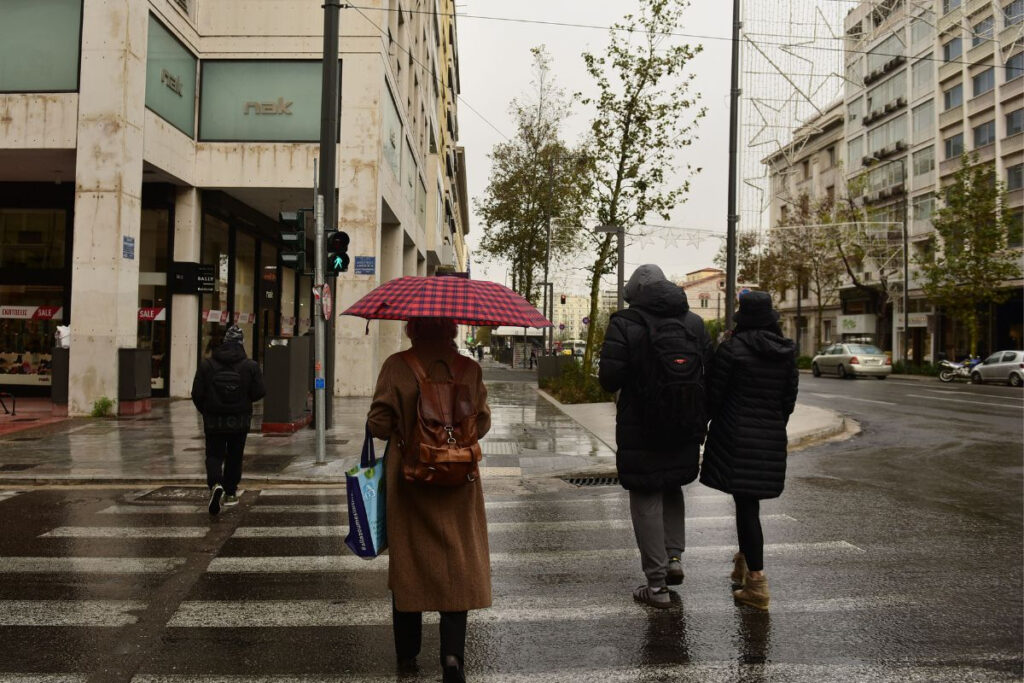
[244,97,293,116]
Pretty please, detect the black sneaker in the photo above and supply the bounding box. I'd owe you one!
[667,556,684,585]
[208,485,224,515]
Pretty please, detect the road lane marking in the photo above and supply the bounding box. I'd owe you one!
[40,527,209,539]
[206,541,862,573]
[808,393,896,406]
[0,600,146,626]
[230,515,798,539]
[0,676,89,683]
[128,664,1024,683]
[924,388,1024,401]
[257,488,344,496]
[0,557,185,573]
[99,505,208,514]
[166,593,913,628]
[906,393,1024,409]
[0,491,21,501]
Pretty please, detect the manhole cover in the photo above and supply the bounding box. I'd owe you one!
[482,441,521,456]
[133,417,161,422]
[561,475,619,487]
[0,464,36,471]
[6,437,40,442]
[183,447,204,452]
[135,486,210,502]
[325,439,349,445]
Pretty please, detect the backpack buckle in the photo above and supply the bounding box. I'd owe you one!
[445,426,457,444]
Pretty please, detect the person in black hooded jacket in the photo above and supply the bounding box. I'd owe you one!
[599,265,713,608]
[700,291,798,611]
[191,325,266,515]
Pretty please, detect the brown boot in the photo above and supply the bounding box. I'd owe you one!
[731,552,748,588]
[733,573,770,610]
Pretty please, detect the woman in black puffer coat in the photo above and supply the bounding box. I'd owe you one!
[700,291,798,611]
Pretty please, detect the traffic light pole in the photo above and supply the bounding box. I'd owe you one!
[313,193,326,466]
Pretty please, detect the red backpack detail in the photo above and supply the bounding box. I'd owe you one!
[399,350,482,486]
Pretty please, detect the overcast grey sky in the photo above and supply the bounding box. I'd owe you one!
[456,1,735,293]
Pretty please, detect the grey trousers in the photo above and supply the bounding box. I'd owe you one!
[629,487,686,587]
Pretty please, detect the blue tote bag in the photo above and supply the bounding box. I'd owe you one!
[345,424,387,558]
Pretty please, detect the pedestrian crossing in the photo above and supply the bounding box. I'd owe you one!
[0,485,1013,682]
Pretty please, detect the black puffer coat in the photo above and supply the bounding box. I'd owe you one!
[191,343,266,434]
[598,280,713,491]
[700,329,799,499]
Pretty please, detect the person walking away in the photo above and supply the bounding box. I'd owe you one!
[191,325,266,515]
[476,345,484,362]
[598,264,713,608]
[368,317,492,682]
[700,291,798,610]
[529,347,537,369]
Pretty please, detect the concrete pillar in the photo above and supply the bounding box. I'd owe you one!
[169,187,201,398]
[335,54,383,396]
[380,221,404,358]
[68,0,148,415]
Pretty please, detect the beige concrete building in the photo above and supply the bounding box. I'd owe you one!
[677,268,728,322]
[0,0,470,414]
[764,101,846,354]
[551,294,591,341]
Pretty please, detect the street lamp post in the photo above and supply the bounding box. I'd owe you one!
[596,224,626,310]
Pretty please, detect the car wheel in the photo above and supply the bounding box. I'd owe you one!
[1010,373,1023,388]
[971,371,982,385]
[837,365,847,379]
[811,363,821,377]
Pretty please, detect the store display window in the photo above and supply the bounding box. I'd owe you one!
[0,285,62,386]
[200,215,231,357]
[138,208,170,391]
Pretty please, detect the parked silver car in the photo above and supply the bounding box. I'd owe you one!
[970,350,1024,387]
[811,343,892,379]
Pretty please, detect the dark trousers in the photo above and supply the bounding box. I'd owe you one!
[392,595,467,666]
[734,496,764,572]
[205,433,247,495]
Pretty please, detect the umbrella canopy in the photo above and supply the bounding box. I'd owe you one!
[341,276,552,328]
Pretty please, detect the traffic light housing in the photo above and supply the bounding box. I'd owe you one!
[279,211,305,271]
[326,230,350,275]
[560,294,566,305]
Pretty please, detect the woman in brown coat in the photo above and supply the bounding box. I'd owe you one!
[367,317,492,683]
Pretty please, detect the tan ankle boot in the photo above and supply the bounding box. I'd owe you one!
[731,552,748,587]
[733,573,770,610]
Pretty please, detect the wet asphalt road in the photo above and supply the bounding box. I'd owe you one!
[0,374,1020,682]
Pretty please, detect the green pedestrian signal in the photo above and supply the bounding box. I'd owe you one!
[279,211,306,272]
[326,230,350,274]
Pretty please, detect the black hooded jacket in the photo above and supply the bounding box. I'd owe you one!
[700,328,799,499]
[598,280,713,491]
[191,343,266,434]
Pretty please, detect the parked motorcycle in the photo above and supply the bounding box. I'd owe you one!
[938,356,981,383]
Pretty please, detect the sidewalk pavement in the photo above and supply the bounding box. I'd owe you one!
[0,359,849,486]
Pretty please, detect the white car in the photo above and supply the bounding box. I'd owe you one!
[970,350,1024,387]
[811,343,892,379]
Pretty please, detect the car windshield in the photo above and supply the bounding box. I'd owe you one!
[846,344,882,355]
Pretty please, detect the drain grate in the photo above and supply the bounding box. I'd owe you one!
[136,486,210,502]
[561,475,619,487]
[0,463,36,471]
[325,439,349,446]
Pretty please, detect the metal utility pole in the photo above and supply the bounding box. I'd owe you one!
[313,192,326,465]
[544,210,552,353]
[725,0,742,328]
[319,0,341,430]
[597,224,625,310]
[902,157,910,366]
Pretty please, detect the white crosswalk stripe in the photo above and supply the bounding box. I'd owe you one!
[40,527,209,538]
[0,600,146,626]
[0,557,185,573]
[0,491,22,502]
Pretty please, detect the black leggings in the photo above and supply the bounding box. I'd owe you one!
[734,496,764,572]
[392,596,467,666]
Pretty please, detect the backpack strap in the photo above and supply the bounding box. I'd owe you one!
[400,349,429,385]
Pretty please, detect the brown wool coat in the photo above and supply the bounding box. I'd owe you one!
[367,341,492,613]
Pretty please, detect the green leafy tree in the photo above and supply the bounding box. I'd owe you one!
[579,0,706,372]
[714,229,789,300]
[917,155,1022,355]
[476,46,592,306]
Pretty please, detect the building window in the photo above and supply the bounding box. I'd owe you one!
[868,34,904,72]
[1008,163,1024,191]
[848,97,862,123]
[1008,108,1024,135]
[973,120,996,147]
[943,0,961,13]
[912,57,934,96]
[802,160,810,180]
[913,194,936,222]
[1006,0,1024,26]
[1007,52,1024,81]
[867,72,907,114]
[943,83,963,109]
[911,15,934,46]
[943,37,962,63]
[912,100,934,142]
[972,67,995,96]
[848,136,864,164]
[913,146,935,176]
[972,16,994,46]
[827,146,836,167]
[944,132,964,159]
[1006,208,1023,248]
[867,114,907,155]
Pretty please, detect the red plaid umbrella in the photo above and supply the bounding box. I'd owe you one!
[341,276,551,328]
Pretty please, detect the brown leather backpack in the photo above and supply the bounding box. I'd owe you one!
[399,349,482,486]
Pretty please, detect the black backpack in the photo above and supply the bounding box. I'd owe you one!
[620,309,707,444]
[206,358,247,413]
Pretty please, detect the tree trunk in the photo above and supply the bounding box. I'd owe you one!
[583,235,615,374]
